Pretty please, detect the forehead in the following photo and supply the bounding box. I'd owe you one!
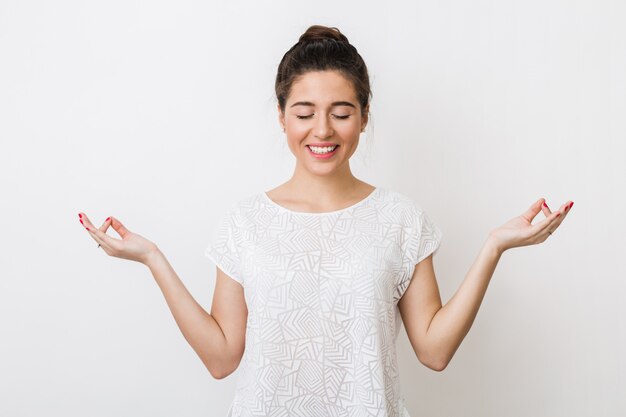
[287,70,357,104]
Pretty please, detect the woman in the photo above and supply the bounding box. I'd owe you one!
[78,25,573,417]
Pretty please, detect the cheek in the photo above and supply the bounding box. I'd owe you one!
[336,122,362,138]
[285,132,307,153]
[285,126,310,146]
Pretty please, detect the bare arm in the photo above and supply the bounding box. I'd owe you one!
[399,239,501,371]
[78,213,247,379]
[399,198,572,371]
[425,238,501,368]
[145,248,247,379]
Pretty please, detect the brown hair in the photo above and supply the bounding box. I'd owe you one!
[275,25,372,117]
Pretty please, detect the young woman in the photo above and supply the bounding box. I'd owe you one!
[79,25,573,417]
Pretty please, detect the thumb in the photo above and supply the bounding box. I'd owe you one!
[522,198,544,222]
[110,216,131,238]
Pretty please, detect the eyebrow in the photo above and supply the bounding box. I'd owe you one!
[290,101,357,109]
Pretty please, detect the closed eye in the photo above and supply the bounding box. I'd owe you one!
[296,115,351,120]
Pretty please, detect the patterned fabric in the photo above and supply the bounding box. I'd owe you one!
[204,187,443,417]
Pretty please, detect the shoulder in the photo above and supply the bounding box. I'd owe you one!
[228,192,260,213]
[375,187,428,224]
[222,191,270,224]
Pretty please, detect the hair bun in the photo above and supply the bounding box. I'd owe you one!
[299,25,349,43]
[276,24,371,118]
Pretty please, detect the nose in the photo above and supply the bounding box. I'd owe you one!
[313,114,334,139]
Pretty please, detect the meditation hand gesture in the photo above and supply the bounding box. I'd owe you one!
[78,213,158,265]
[488,198,574,254]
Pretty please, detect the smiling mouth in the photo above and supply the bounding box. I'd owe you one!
[307,144,339,155]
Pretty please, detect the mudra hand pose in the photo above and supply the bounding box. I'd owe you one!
[79,25,573,417]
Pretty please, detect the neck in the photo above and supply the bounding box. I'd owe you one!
[283,162,363,202]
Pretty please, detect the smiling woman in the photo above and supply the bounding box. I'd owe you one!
[79,23,573,417]
[278,69,367,172]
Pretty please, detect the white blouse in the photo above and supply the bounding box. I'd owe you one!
[205,187,443,417]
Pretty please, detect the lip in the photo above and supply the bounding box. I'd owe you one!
[307,143,338,147]
[306,144,339,159]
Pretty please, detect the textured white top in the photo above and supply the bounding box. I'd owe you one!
[204,187,443,417]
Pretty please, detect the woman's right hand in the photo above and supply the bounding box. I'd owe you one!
[78,213,158,265]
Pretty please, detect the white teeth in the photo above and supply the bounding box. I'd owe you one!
[309,145,337,154]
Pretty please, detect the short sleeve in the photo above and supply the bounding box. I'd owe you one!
[396,208,443,301]
[204,208,244,285]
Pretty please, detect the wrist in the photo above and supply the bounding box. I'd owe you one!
[143,245,163,268]
[485,234,505,257]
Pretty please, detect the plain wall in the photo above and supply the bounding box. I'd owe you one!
[1,0,624,416]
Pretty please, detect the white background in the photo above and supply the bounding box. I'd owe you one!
[1,0,624,416]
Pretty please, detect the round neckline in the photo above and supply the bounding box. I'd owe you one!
[262,187,380,216]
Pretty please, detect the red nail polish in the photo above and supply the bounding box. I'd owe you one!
[79,213,82,219]
[542,202,548,208]
[86,227,90,231]
[556,212,561,217]
[570,202,574,209]
[106,217,110,222]
[80,219,84,225]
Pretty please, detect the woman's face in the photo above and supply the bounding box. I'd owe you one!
[278,70,368,176]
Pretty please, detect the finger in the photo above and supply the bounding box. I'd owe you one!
[109,216,131,239]
[78,213,99,238]
[87,223,122,250]
[523,198,545,223]
[541,199,551,217]
[79,213,121,249]
[88,227,111,251]
[78,212,100,233]
[101,216,112,232]
[532,209,563,235]
[550,201,573,230]
[78,212,108,249]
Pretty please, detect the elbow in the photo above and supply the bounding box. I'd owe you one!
[207,356,242,380]
[208,367,224,380]
[208,365,232,380]
[428,359,449,372]
[206,351,244,380]
[205,358,234,380]
[207,364,223,380]
[418,352,450,372]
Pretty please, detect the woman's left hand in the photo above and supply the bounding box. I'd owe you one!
[488,198,574,254]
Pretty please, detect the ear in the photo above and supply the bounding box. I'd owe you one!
[277,103,285,130]
[361,104,369,131]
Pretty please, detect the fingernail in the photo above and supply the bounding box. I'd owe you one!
[569,202,574,209]
[556,212,561,217]
[542,202,548,208]
[106,217,110,222]
[79,213,82,219]
[86,227,90,231]
[80,219,84,225]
